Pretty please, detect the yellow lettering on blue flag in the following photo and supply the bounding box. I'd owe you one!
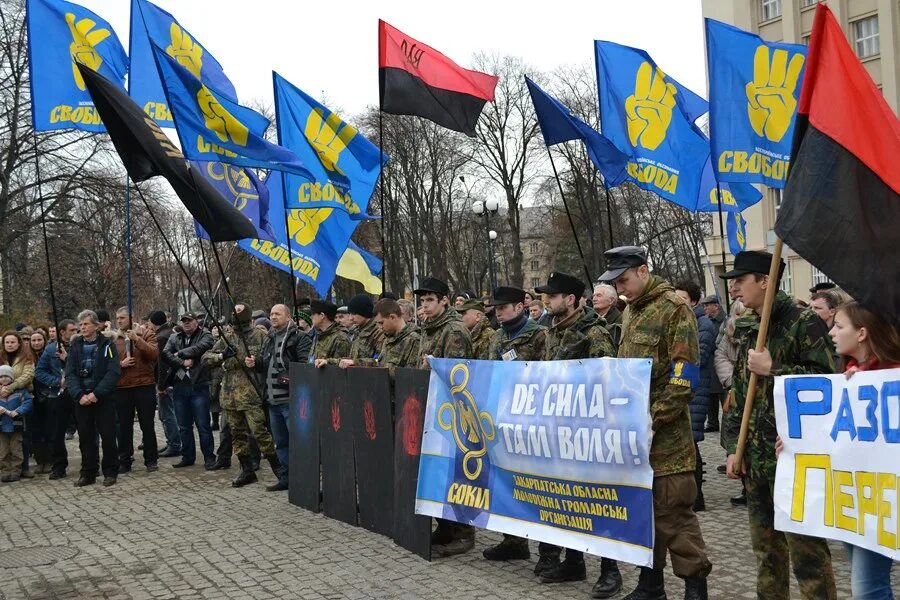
[668,361,699,389]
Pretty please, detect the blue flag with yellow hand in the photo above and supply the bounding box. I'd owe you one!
[525,76,629,187]
[273,72,382,218]
[191,161,275,242]
[696,154,763,213]
[595,41,710,211]
[726,211,748,255]
[706,19,806,188]
[27,0,128,132]
[129,0,238,126]
[152,46,313,179]
[237,171,379,296]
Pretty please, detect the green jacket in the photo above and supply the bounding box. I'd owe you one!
[417,307,472,369]
[723,291,835,479]
[311,322,352,361]
[202,325,265,411]
[469,318,495,360]
[349,318,385,361]
[545,306,616,360]
[486,317,547,362]
[359,324,421,370]
[618,276,699,477]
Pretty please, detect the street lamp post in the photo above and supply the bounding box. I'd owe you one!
[472,198,500,292]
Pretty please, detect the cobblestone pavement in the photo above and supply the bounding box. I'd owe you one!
[1,426,896,599]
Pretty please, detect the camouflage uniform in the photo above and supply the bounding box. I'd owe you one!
[484,318,547,362]
[724,291,837,600]
[202,324,275,459]
[349,318,384,361]
[618,275,711,578]
[469,318,495,360]
[358,325,421,370]
[310,322,352,361]
[416,308,472,369]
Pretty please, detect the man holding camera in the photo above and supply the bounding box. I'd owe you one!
[203,304,281,488]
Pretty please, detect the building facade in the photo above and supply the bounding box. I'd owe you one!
[702,0,899,301]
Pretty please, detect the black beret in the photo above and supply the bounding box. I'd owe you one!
[534,271,585,298]
[414,277,450,297]
[487,286,527,306]
[310,299,338,321]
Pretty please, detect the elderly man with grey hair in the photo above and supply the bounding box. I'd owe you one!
[64,310,122,487]
[592,283,622,348]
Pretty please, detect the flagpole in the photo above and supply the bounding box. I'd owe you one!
[546,148,592,283]
[32,131,60,336]
[196,236,216,316]
[602,182,616,250]
[281,203,300,312]
[733,236,783,470]
[125,177,134,329]
[715,183,731,312]
[377,22,387,293]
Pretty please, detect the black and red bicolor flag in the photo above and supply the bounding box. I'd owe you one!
[378,20,498,137]
[775,4,900,325]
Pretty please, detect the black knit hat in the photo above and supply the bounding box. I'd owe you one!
[148,310,167,327]
[347,294,375,318]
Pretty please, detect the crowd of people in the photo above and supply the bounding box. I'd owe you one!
[1,246,896,600]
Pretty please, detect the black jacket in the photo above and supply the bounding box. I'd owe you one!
[155,323,174,391]
[162,328,215,387]
[254,324,312,379]
[64,335,121,402]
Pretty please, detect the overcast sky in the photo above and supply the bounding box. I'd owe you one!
[80,0,708,120]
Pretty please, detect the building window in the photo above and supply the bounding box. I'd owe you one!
[531,259,540,271]
[772,188,783,216]
[530,241,539,253]
[853,16,880,59]
[761,0,782,21]
[800,0,817,8]
[780,260,793,296]
[811,266,832,287]
[531,277,541,289]
[801,33,811,45]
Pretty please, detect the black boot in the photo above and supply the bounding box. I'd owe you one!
[539,558,586,583]
[209,453,232,471]
[622,567,667,600]
[482,536,530,561]
[231,456,258,487]
[264,455,287,491]
[683,577,707,600]
[730,489,747,506]
[591,558,623,598]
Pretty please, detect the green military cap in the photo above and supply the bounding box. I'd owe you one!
[458,299,485,314]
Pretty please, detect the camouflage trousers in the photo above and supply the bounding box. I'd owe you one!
[746,477,837,600]
[223,406,275,459]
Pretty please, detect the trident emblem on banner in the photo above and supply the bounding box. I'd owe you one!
[438,364,495,481]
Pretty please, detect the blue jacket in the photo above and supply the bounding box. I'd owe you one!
[690,305,717,442]
[35,342,65,398]
[0,389,33,433]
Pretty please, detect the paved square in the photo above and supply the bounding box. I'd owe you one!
[0,427,896,599]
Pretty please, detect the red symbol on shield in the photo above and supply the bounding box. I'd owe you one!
[364,399,377,441]
[298,397,309,421]
[402,395,423,456]
[331,397,341,432]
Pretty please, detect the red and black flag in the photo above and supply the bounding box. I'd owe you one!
[775,4,900,325]
[378,20,498,137]
[76,63,257,242]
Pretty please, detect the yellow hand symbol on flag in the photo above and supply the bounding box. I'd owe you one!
[304,108,357,177]
[288,207,333,246]
[66,13,111,91]
[625,62,677,151]
[196,86,248,146]
[745,46,805,142]
[166,23,203,79]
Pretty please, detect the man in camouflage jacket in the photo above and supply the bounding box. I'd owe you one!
[602,246,711,600]
[202,305,281,488]
[348,299,420,371]
[723,251,836,600]
[414,277,474,557]
[459,299,494,359]
[309,300,352,362]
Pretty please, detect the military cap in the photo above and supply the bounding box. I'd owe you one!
[414,277,450,297]
[458,299,485,314]
[721,250,785,280]
[809,281,836,294]
[487,286,527,307]
[310,299,338,321]
[534,271,585,298]
[251,309,267,320]
[599,246,648,282]
[179,312,199,322]
[700,295,720,305]
[336,305,349,314]
[347,293,375,318]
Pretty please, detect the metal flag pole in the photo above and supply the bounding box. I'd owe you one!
[602,183,616,249]
[546,148,593,283]
[32,131,61,335]
[125,177,134,329]
[715,184,731,312]
[377,23,387,292]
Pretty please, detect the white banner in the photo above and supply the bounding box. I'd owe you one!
[774,369,900,559]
